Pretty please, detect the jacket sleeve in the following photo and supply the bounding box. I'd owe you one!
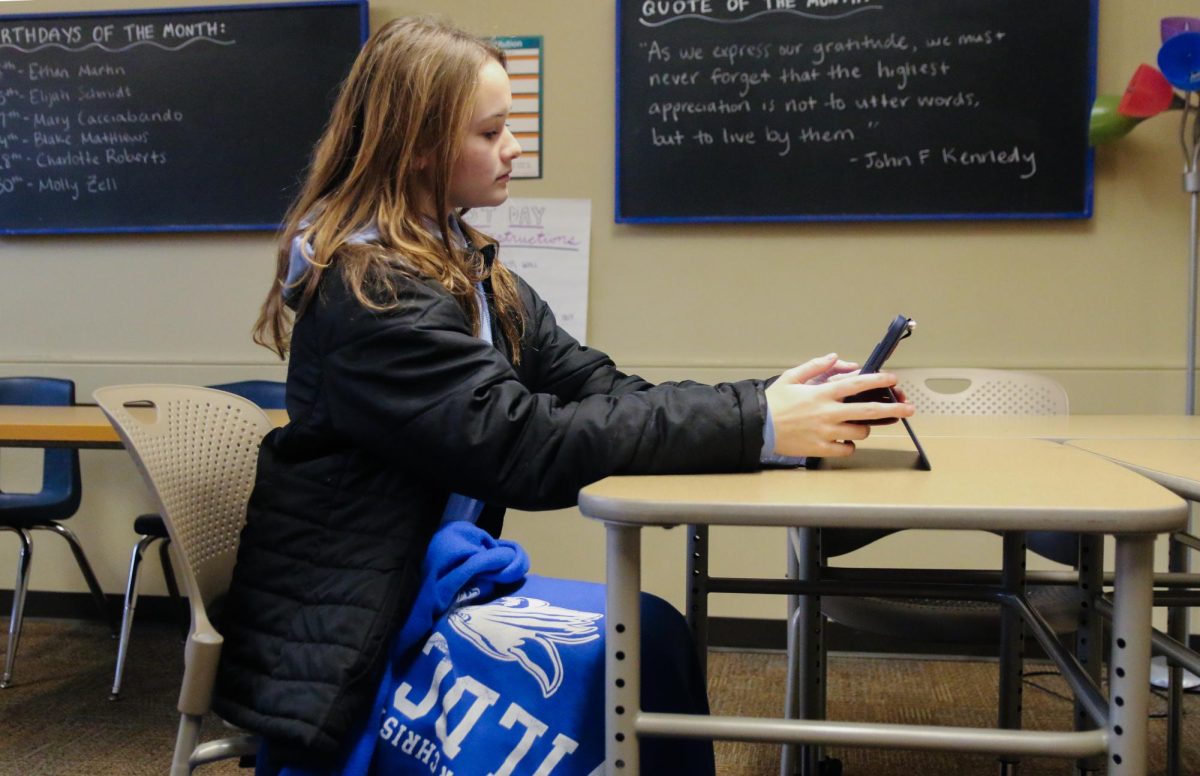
[319,276,766,511]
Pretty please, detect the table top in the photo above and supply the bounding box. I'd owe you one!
[5,409,1192,447]
[1066,438,1200,502]
[0,404,289,448]
[876,414,1200,441]
[579,437,1186,534]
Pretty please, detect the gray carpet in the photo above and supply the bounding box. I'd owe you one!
[0,619,1196,775]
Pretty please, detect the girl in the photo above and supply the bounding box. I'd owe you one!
[213,15,912,774]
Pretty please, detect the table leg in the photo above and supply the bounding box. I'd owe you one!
[685,523,709,684]
[1166,528,1187,776]
[1165,500,1196,776]
[1074,535,1104,776]
[607,522,642,775]
[783,526,826,776]
[998,532,1026,776]
[1108,535,1155,776]
[782,529,801,776]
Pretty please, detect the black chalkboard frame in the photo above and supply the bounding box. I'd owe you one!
[615,0,1098,224]
[0,0,368,236]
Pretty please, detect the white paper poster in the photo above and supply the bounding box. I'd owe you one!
[462,198,591,344]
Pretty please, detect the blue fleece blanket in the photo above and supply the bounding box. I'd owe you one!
[256,521,712,776]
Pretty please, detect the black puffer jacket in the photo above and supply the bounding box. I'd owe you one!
[212,256,767,760]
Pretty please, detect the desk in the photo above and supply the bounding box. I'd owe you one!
[0,405,289,448]
[876,414,1200,441]
[579,437,1187,776]
[4,409,1187,449]
[1066,440,1200,501]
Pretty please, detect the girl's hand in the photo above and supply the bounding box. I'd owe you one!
[765,353,915,458]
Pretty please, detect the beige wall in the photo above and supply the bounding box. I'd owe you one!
[1,1,1196,627]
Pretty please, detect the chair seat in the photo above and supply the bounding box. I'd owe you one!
[821,585,1084,645]
[133,513,169,536]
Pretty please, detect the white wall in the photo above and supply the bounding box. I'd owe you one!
[2,1,1196,628]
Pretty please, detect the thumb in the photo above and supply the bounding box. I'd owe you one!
[779,353,839,385]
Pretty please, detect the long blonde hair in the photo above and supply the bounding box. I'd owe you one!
[254,16,525,360]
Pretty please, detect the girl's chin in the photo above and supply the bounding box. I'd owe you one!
[481,191,510,208]
[459,188,510,209]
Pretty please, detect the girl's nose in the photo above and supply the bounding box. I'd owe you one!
[504,127,523,160]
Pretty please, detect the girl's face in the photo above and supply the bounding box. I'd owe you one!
[448,59,522,211]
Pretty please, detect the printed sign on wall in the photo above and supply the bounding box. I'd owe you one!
[494,35,543,179]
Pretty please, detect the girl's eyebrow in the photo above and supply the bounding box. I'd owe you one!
[476,111,508,125]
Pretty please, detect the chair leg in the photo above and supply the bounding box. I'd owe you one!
[190,734,259,771]
[1,527,33,689]
[36,522,113,633]
[172,712,204,776]
[110,534,161,700]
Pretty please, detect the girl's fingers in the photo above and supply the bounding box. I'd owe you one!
[839,400,914,421]
[781,353,839,385]
[832,422,872,442]
[816,439,856,458]
[828,372,899,399]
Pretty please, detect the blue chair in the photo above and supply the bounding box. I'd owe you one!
[1,377,110,689]
[109,380,285,700]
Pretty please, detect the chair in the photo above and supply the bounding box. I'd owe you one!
[95,384,270,774]
[109,379,284,700]
[1,376,111,689]
[894,368,1070,415]
[817,368,1075,636]
[782,368,1085,776]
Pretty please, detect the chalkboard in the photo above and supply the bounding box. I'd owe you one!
[617,0,1097,222]
[0,0,366,235]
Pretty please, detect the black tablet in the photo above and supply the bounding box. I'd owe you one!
[860,315,915,375]
[818,315,930,470]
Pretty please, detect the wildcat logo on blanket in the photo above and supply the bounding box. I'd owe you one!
[449,596,602,697]
[380,594,606,775]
